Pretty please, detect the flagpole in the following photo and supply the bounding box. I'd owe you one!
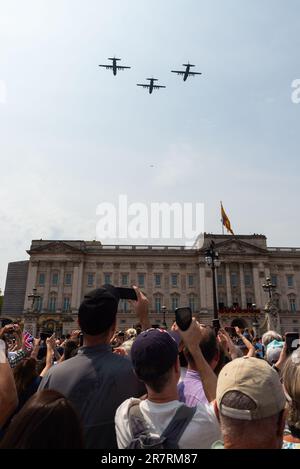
[220,201,224,234]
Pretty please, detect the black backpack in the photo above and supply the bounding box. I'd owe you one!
[126,402,197,449]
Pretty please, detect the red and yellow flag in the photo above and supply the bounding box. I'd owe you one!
[221,202,234,235]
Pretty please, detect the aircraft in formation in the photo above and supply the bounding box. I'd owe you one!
[136,78,166,94]
[98,57,131,76]
[99,57,202,93]
[171,62,202,81]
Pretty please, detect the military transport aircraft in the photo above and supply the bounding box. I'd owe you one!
[136,78,166,94]
[98,57,131,76]
[171,63,202,81]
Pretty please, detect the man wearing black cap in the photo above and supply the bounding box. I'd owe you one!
[39,285,146,449]
[115,321,221,449]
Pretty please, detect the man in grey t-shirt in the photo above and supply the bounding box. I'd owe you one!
[39,285,147,449]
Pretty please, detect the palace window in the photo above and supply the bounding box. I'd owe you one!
[231,273,238,287]
[287,275,294,288]
[217,274,223,286]
[104,273,111,284]
[171,274,178,287]
[138,273,145,287]
[171,295,180,311]
[48,294,57,312]
[154,296,162,313]
[121,274,128,286]
[87,273,95,287]
[38,273,45,286]
[271,275,277,287]
[52,272,59,286]
[65,273,72,286]
[36,296,43,312]
[289,297,297,312]
[63,297,71,312]
[189,295,196,313]
[188,274,194,287]
[244,274,252,287]
[154,274,161,287]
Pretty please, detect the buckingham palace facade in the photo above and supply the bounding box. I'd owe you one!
[1,234,300,337]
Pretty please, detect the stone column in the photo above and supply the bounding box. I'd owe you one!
[77,261,84,308]
[199,264,207,309]
[239,263,247,309]
[71,263,79,310]
[163,263,170,309]
[43,263,52,312]
[225,264,232,307]
[146,263,153,311]
[57,262,65,311]
[24,262,38,310]
[113,263,120,286]
[252,264,263,309]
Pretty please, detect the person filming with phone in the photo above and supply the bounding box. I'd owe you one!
[38,284,148,449]
[115,318,221,449]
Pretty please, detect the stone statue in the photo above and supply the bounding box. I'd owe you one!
[260,299,280,333]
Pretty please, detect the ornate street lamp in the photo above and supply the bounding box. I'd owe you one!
[205,241,221,319]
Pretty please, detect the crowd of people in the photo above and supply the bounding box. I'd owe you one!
[0,284,300,450]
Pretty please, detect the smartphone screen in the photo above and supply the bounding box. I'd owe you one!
[285,332,300,354]
[175,307,192,331]
[116,287,138,301]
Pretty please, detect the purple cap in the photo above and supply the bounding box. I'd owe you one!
[131,328,179,378]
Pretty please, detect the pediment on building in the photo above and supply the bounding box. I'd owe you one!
[209,239,268,256]
[27,241,85,255]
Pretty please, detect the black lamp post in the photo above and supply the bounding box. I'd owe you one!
[262,277,276,300]
[161,305,167,329]
[205,241,221,320]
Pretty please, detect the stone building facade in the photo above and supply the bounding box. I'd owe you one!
[1,234,300,337]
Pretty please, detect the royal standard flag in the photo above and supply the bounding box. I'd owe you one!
[221,202,234,235]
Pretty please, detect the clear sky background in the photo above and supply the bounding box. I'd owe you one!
[0,0,299,290]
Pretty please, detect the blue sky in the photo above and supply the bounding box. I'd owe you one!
[0,0,299,289]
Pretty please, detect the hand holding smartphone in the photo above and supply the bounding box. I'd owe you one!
[285,332,300,355]
[175,307,192,331]
[212,319,221,336]
[116,287,138,301]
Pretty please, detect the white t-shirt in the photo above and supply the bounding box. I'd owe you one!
[115,398,221,449]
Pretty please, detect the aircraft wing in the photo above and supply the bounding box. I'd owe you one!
[188,71,202,76]
[171,70,185,75]
[116,66,131,70]
[153,85,166,89]
[99,65,113,69]
[137,84,150,88]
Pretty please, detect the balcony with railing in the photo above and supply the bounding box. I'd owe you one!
[218,306,261,316]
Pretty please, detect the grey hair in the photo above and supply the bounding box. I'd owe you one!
[262,330,282,348]
[219,391,282,448]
